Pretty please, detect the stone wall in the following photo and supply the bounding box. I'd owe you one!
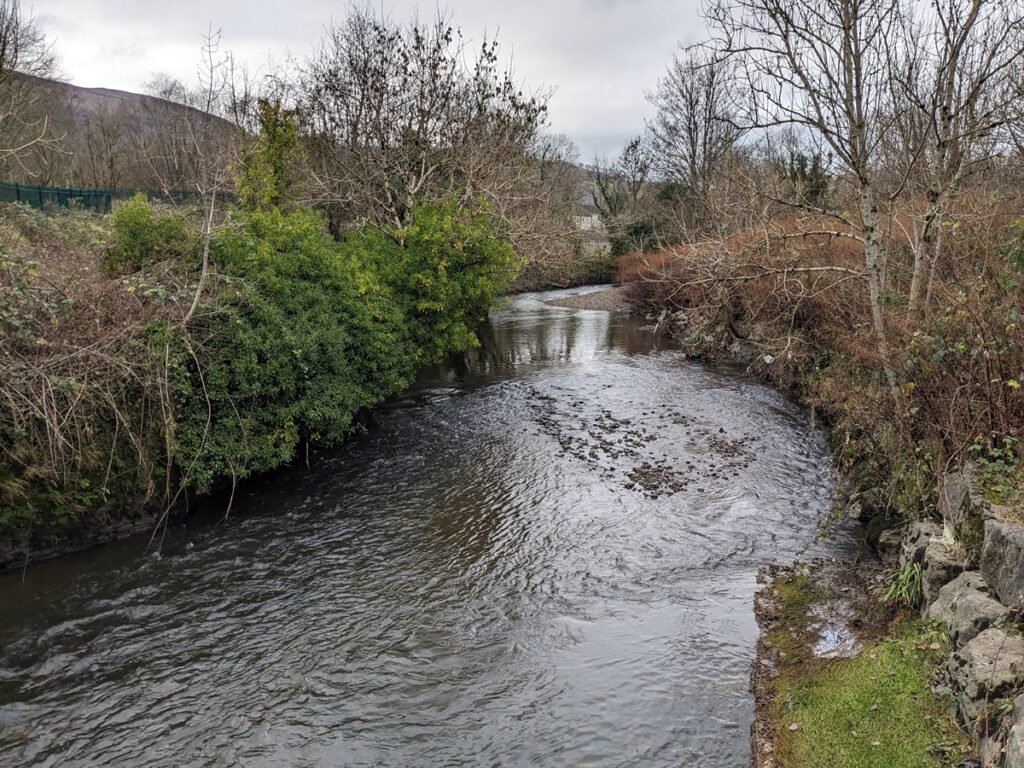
[884,468,1024,768]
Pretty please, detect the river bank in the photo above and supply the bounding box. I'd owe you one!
[0,200,519,570]
[0,281,629,573]
[750,560,971,768]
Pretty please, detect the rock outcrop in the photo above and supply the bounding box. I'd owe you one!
[900,520,943,568]
[926,572,1009,646]
[921,538,966,607]
[939,470,986,559]
[1006,694,1024,768]
[982,519,1024,608]
[948,628,1024,724]
[883,470,1024,766]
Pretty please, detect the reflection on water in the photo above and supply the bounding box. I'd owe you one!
[0,286,854,767]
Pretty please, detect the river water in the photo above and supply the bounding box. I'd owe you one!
[0,287,855,767]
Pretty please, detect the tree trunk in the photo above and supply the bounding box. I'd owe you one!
[859,183,901,406]
[909,185,941,319]
[924,220,945,311]
[182,192,216,327]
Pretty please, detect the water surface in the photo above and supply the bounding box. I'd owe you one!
[0,287,853,767]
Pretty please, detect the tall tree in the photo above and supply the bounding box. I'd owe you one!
[592,136,651,221]
[0,0,61,173]
[647,47,740,231]
[706,0,904,401]
[295,7,548,232]
[892,0,1024,316]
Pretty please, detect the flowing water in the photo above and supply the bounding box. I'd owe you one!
[0,287,858,767]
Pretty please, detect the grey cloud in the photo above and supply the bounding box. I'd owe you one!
[37,0,704,158]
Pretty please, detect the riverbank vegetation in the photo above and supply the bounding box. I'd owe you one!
[0,1,604,291]
[757,566,969,768]
[0,3,553,557]
[605,0,1024,763]
[0,194,517,547]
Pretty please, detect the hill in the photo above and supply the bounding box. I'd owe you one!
[0,73,236,189]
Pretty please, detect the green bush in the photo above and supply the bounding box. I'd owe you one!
[105,195,194,274]
[164,201,518,492]
[2,194,520,532]
[351,201,521,363]
[237,100,300,212]
[166,207,416,490]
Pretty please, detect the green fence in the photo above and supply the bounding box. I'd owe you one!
[0,182,217,214]
[0,182,116,213]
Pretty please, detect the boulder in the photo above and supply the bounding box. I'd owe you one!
[876,527,902,559]
[1006,694,1024,768]
[939,470,986,560]
[981,520,1024,607]
[948,628,1024,724]
[900,520,943,568]
[921,539,966,607]
[926,572,1009,647]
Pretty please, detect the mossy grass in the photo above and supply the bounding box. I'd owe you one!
[770,621,970,768]
[766,572,819,664]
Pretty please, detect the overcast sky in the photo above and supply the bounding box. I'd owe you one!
[36,0,706,159]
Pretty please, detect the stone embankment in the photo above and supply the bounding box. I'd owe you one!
[877,469,1024,768]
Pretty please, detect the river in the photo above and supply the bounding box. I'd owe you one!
[0,287,856,767]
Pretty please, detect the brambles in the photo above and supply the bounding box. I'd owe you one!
[618,198,1024,527]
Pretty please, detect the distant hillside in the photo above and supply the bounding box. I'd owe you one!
[12,72,232,133]
[1,73,236,189]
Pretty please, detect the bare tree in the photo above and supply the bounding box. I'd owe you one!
[136,30,245,326]
[1009,64,1024,159]
[892,0,1024,317]
[0,0,62,174]
[75,104,134,188]
[295,6,548,233]
[706,0,904,401]
[593,136,651,221]
[647,47,741,231]
[501,132,583,274]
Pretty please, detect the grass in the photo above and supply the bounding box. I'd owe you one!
[879,562,924,610]
[771,622,970,768]
[766,572,819,664]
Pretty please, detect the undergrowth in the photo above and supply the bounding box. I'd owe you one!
[618,203,1024,529]
[0,195,519,541]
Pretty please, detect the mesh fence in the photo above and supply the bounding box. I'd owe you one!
[0,183,215,214]
[0,182,116,213]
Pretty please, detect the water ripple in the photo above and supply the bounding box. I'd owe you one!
[0,288,860,767]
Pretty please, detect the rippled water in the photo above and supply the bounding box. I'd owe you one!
[0,287,856,767]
